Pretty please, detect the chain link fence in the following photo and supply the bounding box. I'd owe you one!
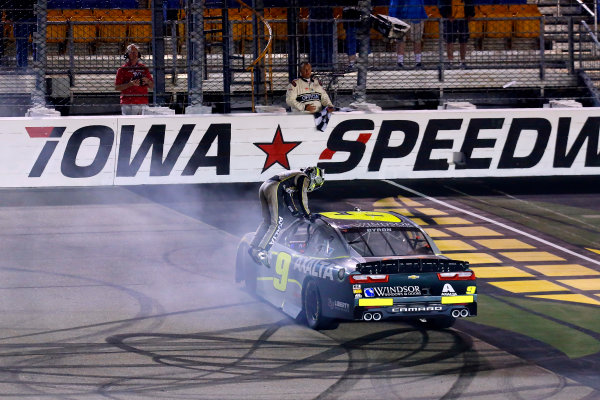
[0,0,598,116]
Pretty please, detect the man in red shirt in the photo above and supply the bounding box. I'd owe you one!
[114,44,154,115]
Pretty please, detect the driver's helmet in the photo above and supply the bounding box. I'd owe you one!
[303,166,325,192]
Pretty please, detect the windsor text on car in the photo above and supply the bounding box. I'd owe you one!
[236,210,477,329]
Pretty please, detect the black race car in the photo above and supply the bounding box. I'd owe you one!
[236,210,477,330]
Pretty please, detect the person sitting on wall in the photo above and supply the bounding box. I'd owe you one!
[286,62,334,113]
[114,44,154,115]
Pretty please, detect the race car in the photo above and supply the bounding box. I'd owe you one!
[236,210,477,330]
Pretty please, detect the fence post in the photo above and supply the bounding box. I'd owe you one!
[539,17,545,80]
[354,0,371,104]
[568,17,574,74]
[187,0,204,108]
[251,0,265,105]
[152,0,166,106]
[287,0,298,83]
[33,0,47,108]
[438,18,444,82]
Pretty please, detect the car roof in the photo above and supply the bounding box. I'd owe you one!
[316,211,421,231]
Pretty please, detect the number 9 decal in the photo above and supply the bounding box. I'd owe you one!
[273,252,292,291]
[466,286,476,295]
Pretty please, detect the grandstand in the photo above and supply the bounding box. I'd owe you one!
[0,0,598,116]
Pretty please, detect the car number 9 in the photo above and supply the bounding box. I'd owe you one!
[273,252,292,292]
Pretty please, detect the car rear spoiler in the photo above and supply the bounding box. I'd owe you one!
[356,258,470,274]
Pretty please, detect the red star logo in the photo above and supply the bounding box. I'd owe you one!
[254,125,301,173]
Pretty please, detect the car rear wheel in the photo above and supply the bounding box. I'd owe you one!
[303,280,332,330]
[421,316,456,330]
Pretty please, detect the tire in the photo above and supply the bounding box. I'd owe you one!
[303,280,333,330]
[422,316,456,330]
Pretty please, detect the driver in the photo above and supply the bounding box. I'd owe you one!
[249,167,325,266]
[286,62,334,113]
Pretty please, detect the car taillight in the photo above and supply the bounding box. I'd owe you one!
[437,271,476,280]
[349,274,389,283]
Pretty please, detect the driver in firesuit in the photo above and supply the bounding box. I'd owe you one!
[249,167,325,266]
[286,62,334,113]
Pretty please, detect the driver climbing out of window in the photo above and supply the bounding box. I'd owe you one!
[249,167,325,267]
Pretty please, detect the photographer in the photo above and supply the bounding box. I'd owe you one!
[114,44,154,115]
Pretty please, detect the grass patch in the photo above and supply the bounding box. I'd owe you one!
[471,294,600,359]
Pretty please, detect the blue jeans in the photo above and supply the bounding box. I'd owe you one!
[308,8,334,70]
[343,21,370,57]
[14,19,37,67]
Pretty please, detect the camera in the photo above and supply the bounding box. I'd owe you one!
[132,71,146,86]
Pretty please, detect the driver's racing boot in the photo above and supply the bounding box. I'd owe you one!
[249,247,270,268]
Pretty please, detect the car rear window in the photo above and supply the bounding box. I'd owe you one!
[341,227,434,257]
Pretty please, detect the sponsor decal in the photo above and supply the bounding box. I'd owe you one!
[408,275,419,279]
[353,284,362,290]
[355,294,362,299]
[28,123,231,178]
[293,258,335,280]
[373,286,421,296]
[320,211,401,222]
[364,288,375,298]
[254,125,301,172]
[442,283,457,296]
[298,93,322,102]
[441,295,474,304]
[268,217,285,246]
[328,298,350,311]
[394,306,443,313]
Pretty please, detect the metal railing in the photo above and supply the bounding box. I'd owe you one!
[0,4,599,116]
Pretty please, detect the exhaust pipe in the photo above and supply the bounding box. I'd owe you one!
[372,312,382,321]
[451,309,461,318]
[460,309,469,317]
[363,312,373,321]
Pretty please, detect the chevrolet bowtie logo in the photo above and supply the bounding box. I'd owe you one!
[408,275,419,279]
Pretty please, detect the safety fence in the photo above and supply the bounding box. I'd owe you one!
[0,1,598,116]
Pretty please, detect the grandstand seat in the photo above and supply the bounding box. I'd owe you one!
[424,6,441,39]
[469,7,485,38]
[177,9,186,49]
[331,7,347,42]
[47,9,68,44]
[204,8,223,44]
[62,9,97,43]
[479,5,512,39]
[229,7,252,42]
[124,8,152,43]
[2,11,14,39]
[509,4,541,38]
[264,7,287,41]
[94,9,127,44]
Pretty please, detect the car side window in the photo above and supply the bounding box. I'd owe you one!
[305,226,346,258]
[282,220,312,253]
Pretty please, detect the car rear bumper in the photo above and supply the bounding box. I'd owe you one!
[353,296,478,321]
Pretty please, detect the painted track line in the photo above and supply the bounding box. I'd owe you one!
[383,180,600,267]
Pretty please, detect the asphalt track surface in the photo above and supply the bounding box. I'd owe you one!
[2,177,600,399]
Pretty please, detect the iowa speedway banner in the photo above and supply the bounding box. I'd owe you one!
[1,108,599,187]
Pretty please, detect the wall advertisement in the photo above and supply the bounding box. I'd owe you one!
[1,108,599,187]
